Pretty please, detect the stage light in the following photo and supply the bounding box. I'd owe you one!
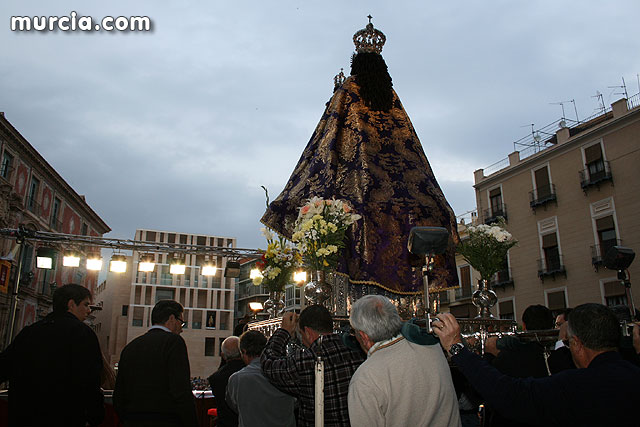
[86,257,103,271]
[201,264,217,276]
[170,257,186,275]
[62,251,80,267]
[293,270,307,283]
[36,247,56,269]
[224,261,240,278]
[110,254,127,273]
[138,254,155,272]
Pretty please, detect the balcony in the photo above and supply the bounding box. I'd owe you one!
[483,204,508,224]
[591,239,622,271]
[529,184,557,211]
[579,161,612,194]
[537,254,567,282]
[490,268,514,290]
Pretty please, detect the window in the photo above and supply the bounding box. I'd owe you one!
[596,216,617,258]
[542,233,561,272]
[489,188,503,216]
[155,288,175,303]
[534,166,551,199]
[192,310,203,329]
[206,311,217,329]
[584,144,605,181]
[122,305,129,316]
[50,198,61,229]
[132,306,144,327]
[546,289,567,318]
[498,299,515,321]
[450,303,476,318]
[603,280,627,307]
[455,265,472,299]
[205,338,216,356]
[81,223,88,236]
[1,151,13,180]
[145,231,156,242]
[27,176,40,212]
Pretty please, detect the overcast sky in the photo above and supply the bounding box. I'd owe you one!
[1,1,639,250]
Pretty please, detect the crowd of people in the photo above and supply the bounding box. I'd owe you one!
[1,284,640,426]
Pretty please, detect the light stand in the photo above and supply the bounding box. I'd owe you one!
[407,227,449,333]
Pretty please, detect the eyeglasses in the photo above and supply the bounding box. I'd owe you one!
[176,316,186,328]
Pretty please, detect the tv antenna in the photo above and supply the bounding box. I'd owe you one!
[591,91,606,114]
[550,99,578,126]
[608,77,629,100]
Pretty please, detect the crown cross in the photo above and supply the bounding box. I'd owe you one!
[353,16,386,54]
[334,68,345,88]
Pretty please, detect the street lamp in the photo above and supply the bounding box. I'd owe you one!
[62,251,80,267]
[170,257,186,275]
[201,264,217,276]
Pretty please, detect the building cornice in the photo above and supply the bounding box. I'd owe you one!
[0,113,110,233]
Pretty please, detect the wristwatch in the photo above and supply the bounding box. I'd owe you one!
[449,342,465,356]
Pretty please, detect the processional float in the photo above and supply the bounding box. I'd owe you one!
[249,18,552,351]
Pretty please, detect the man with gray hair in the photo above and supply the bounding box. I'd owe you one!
[348,295,461,426]
[208,336,244,427]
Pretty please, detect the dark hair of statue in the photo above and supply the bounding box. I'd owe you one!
[52,284,92,314]
[350,52,394,112]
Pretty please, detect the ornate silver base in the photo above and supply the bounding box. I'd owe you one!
[472,279,497,318]
[304,270,332,305]
[263,291,285,318]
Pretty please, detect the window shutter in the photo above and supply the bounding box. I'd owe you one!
[547,291,566,310]
[584,144,603,163]
[596,216,615,231]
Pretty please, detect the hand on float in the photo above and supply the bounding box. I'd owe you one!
[484,336,500,357]
[281,311,298,336]
[431,313,463,353]
[633,324,640,355]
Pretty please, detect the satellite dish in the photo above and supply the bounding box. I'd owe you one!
[533,132,541,143]
[558,120,567,129]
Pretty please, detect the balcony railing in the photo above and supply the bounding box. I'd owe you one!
[490,268,514,290]
[483,204,508,224]
[455,284,473,300]
[579,161,612,192]
[529,184,557,211]
[591,239,622,270]
[537,254,567,281]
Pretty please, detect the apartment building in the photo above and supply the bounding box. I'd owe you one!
[0,113,110,346]
[445,95,640,323]
[93,229,237,378]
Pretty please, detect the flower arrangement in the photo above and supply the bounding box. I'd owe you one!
[253,227,303,292]
[457,219,517,281]
[291,197,361,272]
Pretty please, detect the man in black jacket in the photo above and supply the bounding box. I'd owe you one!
[434,303,640,426]
[207,336,244,427]
[113,299,198,427]
[0,283,104,427]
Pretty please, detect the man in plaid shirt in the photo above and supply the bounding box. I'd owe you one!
[261,305,365,426]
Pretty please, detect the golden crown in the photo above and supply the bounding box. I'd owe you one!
[353,15,386,54]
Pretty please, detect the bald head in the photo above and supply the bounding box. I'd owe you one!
[221,336,241,361]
